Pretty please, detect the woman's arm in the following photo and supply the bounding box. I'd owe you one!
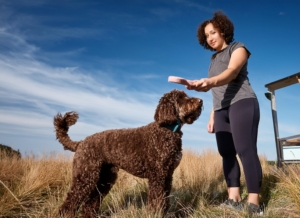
[191,47,249,92]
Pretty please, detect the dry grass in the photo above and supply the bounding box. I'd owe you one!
[1,149,300,218]
[0,152,72,217]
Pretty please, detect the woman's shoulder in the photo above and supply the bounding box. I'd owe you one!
[229,41,246,49]
[229,42,250,57]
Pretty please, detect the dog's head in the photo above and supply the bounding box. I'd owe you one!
[154,89,203,127]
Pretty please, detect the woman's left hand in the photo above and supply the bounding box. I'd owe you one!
[191,78,213,92]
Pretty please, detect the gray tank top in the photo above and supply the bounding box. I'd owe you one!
[208,42,257,111]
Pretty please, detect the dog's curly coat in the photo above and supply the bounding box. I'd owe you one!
[54,89,202,217]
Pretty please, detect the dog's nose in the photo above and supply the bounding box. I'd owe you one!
[198,99,203,107]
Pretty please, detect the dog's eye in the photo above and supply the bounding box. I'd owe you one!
[179,94,186,99]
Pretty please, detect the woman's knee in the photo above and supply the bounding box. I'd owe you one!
[216,131,236,157]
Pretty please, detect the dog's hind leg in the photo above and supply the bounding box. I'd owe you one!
[81,164,119,218]
[59,158,101,218]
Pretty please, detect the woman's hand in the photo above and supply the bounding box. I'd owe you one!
[207,118,215,133]
[186,78,213,92]
[185,80,198,90]
[207,108,215,133]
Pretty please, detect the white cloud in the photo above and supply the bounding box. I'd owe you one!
[175,0,215,13]
[149,8,180,20]
[0,27,163,154]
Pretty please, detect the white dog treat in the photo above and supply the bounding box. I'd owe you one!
[168,76,193,86]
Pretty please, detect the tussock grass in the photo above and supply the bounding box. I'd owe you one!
[1,149,300,217]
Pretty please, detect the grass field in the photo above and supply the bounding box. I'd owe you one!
[1,149,300,218]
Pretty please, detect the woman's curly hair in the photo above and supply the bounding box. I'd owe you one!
[197,11,234,51]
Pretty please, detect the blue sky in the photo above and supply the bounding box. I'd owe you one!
[0,0,299,160]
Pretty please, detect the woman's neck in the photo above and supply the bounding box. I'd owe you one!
[216,42,228,52]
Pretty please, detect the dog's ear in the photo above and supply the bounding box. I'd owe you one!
[154,92,178,126]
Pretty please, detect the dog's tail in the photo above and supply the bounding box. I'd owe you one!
[53,111,81,152]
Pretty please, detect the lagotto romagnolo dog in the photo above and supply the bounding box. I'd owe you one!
[54,89,203,217]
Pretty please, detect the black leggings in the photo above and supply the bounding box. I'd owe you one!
[214,98,262,193]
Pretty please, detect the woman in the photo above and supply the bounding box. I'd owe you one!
[187,11,263,215]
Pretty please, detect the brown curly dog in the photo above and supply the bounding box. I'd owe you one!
[54,89,203,217]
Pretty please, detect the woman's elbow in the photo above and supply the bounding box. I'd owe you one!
[228,68,240,80]
[232,72,239,80]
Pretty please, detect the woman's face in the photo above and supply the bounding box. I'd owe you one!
[204,23,227,51]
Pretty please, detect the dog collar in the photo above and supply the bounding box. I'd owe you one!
[165,120,181,132]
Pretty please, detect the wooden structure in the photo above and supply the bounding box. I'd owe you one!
[265,72,300,167]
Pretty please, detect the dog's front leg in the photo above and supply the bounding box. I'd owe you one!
[147,174,172,215]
